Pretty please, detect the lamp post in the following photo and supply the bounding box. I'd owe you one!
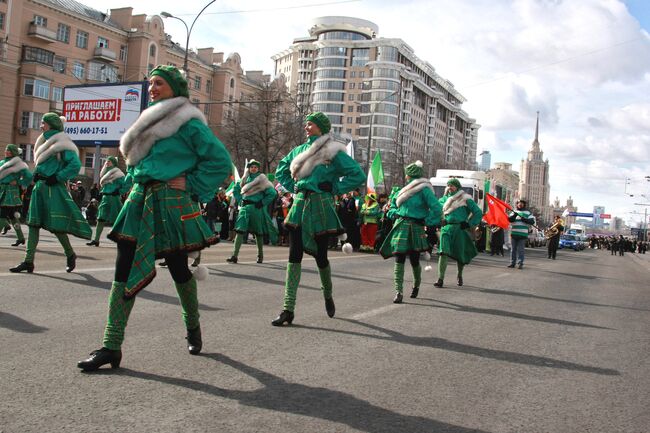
[633,203,650,241]
[161,1,216,79]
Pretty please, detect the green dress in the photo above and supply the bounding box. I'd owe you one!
[28,130,92,239]
[0,157,32,217]
[438,191,483,264]
[275,134,364,255]
[97,171,130,225]
[233,172,277,236]
[379,179,442,258]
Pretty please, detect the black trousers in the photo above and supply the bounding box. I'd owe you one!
[114,241,192,284]
[394,251,420,266]
[548,236,560,258]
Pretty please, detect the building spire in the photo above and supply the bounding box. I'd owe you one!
[532,111,540,150]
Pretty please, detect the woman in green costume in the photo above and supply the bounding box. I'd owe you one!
[434,178,483,287]
[10,114,91,273]
[0,144,32,247]
[226,159,277,264]
[271,112,364,326]
[77,65,232,372]
[379,161,442,303]
[87,156,130,246]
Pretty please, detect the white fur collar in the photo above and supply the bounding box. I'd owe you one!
[442,189,473,215]
[396,178,433,207]
[33,132,78,167]
[119,97,206,167]
[241,173,273,197]
[100,166,125,187]
[0,157,29,181]
[290,134,347,180]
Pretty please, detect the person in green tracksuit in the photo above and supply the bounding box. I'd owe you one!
[0,144,32,247]
[87,156,131,246]
[434,178,483,287]
[77,65,232,372]
[9,113,92,274]
[271,112,365,326]
[379,161,442,303]
[226,159,277,264]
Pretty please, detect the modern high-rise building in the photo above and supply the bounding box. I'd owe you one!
[519,113,552,225]
[478,150,491,171]
[272,16,479,187]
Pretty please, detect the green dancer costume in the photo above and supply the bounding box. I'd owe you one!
[434,178,483,287]
[227,159,277,264]
[10,113,92,274]
[78,65,232,372]
[379,161,441,302]
[0,144,32,247]
[271,112,364,325]
[87,156,130,246]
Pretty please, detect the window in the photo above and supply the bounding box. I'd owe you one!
[84,153,95,169]
[33,15,47,26]
[97,37,108,48]
[22,46,54,66]
[53,56,66,74]
[76,31,88,49]
[230,78,235,88]
[56,23,70,43]
[52,87,63,102]
[21,112,43,130]
[351,48,370,67]
[72,61,85,80]
[149,45,156,57]
[203,104,210,116]
[0,12,5,30]
[348,94,354,101]
[349,82,355,89]
[87,62,118,82]
[206,80,212,94]
[347,106,353,112]
[23,78,50,99]
[194,76,201,90]
[119,45,127,61]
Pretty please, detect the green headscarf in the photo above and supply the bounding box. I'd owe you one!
[405,160,424,179]
[5,144,20,157]
[107,156,118,167]
[305,112,331,134]
[150,65,189,98]
[42,112,64,131]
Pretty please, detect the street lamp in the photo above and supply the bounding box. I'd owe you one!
[161,1,216,79]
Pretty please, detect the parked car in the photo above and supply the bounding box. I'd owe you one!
[527,229,547,247]
[559,234,584,251]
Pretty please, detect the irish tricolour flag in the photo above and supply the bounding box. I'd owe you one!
[225,162,241,197]
[366,150,384,194]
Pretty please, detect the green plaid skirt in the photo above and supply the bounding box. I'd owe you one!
[0,183,22,207]
[97,194,123,224]
[285,191,343,255]
[108,182,218,298]
[27,181,92,239]
[379,217,430,259]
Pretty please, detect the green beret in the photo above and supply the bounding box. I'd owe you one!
[247,159,261,168]
[447,178,462,189]
[42,112,64,131]
[107,156,118,167]
[150,65,189,98]
[306,112,331,134]
[5,144,20,157]
[405,160,424,178]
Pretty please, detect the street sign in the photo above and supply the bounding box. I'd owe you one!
[600,213,611,219]
[569,212,594,218]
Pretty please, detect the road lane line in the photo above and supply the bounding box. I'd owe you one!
[351,304,400,320]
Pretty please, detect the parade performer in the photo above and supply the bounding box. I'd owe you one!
[546,215,564,260]
[359,192,381,251]
[271,112,364,325]
[434,178,483,287]
[226,159,277,264]
[77,65,232,371]
[10,113,91,273]
[87,156,130,246]
[379,161,441,302]
[0,144,32,246]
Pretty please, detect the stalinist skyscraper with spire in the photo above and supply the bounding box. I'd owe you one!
[519,113,552,225]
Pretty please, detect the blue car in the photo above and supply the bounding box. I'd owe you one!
[559,234,584,251]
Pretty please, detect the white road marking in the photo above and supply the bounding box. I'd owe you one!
[350,304,400,320]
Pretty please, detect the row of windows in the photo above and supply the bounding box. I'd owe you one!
[318,31,368,41]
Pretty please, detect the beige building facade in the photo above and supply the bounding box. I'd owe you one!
[272,16,479,187]
[519,114,552,225]
[487,162,519,204]
[0,0,270,183]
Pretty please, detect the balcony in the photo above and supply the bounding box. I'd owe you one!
[93,46,117,62]
[27,23,57,43]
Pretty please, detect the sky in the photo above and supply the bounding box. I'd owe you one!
[79,0,650,226]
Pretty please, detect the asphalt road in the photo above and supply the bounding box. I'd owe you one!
[1,231,649,433]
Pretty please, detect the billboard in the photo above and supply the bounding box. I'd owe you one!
[63,82,148,147]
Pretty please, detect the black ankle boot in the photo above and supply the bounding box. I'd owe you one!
[11,239,25,247]
[433,279,444,288]
[271,310,294,326]
[325,297,335,318]
[77,347,122,371]
[86,240,99,246]
[9,261,34,273]
[256,256,263,264]
[186,326,202,355]
[66,253,77,273]
[410,287,419,298]
[191,256,201,267]
[393,293,403,304]
[226,256,238,264]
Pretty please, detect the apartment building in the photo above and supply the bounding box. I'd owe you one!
[272,16,479,186]
[0,0,270,182]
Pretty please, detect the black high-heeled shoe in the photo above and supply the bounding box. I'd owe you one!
[86,240,99,246]
[433,279,444,288]
[393,293,403,304]
[325,297,335,318]
[77,348,122,371]
[410,287,419,298]
[66,253,77,273]
[271,310,294,326]
[186,326,202,355]
[9,261,34,273]
[256,256,263,264]
[226,256,238,264]
[11,239,25,247]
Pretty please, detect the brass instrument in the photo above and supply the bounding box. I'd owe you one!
[544,219,564,239]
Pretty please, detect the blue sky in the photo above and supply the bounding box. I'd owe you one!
[82,0,650,226]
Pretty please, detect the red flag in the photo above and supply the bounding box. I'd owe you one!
[483,193,512,229]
